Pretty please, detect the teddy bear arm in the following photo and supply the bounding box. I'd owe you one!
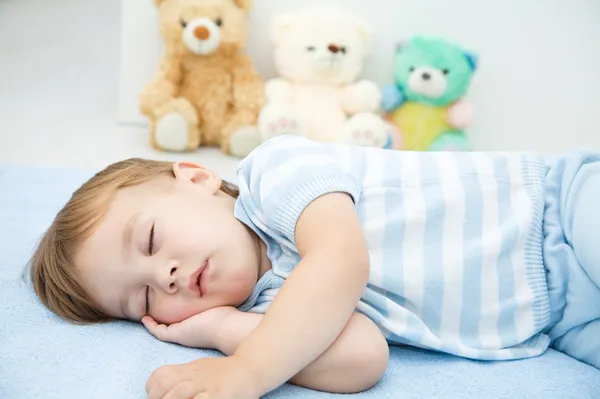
[140,58,183,117]
[340,80,381,114]
[265,78,294,104]
[446,99,475,129]
[231,53,266,115]
[381,84,406,113]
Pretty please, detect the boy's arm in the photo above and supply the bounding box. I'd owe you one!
[234,192,372,395]
[217,310,389,393]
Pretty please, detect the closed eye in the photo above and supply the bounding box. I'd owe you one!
[148,224,155,256]
[145,286,150,315]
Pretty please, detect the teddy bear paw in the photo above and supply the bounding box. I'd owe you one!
[230,126,262,158]
[258,104,303,142]
[267,117,298,135]
[154,112,195,151]
[340,113,390,148]
[429,131,471,151]
[447,101,475,129]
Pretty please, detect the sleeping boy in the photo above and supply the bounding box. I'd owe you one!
[30,134,600,398]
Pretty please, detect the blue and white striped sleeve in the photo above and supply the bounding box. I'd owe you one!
[234,135,362,245]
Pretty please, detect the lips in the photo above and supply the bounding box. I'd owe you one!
[188,260,208,297]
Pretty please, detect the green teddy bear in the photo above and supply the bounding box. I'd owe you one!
[382,36,478,151]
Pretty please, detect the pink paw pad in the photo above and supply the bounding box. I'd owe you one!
[352,129,374,142]
[267,116,300,135]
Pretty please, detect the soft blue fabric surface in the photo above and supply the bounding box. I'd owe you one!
[1,163,599,399]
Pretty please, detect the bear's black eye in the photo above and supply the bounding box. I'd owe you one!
[442,69,450,75]
[215,18,223,27]
[180,18,188,28]
[306,46,316,52]
[409,66,415,72]
[340,46,347,54]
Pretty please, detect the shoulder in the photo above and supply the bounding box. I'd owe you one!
[234,135,363,242]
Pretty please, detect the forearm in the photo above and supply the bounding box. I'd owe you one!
[289,312,388,393]
[215,311,262,356]
[234,226,370,394]
[217,311,388,393]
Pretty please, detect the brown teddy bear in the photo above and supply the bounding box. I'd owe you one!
[140,0,265,156]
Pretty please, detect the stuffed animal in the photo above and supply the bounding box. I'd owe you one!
[140,0,265,157]
[382,36,477,151]
[257,9,391,149]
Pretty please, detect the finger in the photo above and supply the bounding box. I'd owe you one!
[161,381,196,399]
[141,316,159,333]
[193,393,209,399]
[146,366,179,398]
[142,317,177,343]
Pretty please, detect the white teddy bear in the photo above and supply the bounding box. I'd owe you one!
[258,9,391,148]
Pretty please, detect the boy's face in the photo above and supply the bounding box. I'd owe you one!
[76,162,265,325]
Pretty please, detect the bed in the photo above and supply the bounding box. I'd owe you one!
[1,163,599,398]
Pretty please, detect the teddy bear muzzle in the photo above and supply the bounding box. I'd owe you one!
[182,17,222,55]
[407,66,447,99]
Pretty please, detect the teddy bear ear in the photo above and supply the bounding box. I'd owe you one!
[395,40,408,53]
[232,0,253,12]
[271,13,295,44]
[464,51,478,71]
[354,19,372,49]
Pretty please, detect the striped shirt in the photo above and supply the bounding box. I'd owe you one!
[233,134,551,361]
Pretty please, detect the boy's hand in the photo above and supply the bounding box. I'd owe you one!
[142,306,236,349]
[146,356,259,399]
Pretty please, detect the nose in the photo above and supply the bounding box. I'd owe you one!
[328,44,340,53]
[194,26,210,40]
[154,261,179,294]
[422,72,431,80]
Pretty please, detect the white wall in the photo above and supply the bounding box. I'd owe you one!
[118,0,600,154]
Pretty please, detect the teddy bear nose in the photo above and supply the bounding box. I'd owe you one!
[194,26,210,40]
[328,44,340,53]
[422,72,431,80]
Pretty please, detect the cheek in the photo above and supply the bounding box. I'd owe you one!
[222,12,245,42]
[226,263,259,304]
[340,54,362,81]
[152,296,205,325]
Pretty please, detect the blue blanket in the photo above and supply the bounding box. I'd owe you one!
[1,164,599,398]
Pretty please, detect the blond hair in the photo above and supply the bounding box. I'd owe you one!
[28,158,238,324]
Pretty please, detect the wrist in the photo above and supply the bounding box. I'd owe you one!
[231,351,267,397]
[208,306,238,352]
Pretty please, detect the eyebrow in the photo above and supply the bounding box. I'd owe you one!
[123,212,141,260]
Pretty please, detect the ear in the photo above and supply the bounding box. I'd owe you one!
[271,13,296,44]
[172,162,222,194]
[354,19,372,50]
[464,51,478,72]
[394,39,408,53]
[232,0,253,12]
[154,0,166,5]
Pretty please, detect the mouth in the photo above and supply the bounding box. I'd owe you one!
[188,260,209,297]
